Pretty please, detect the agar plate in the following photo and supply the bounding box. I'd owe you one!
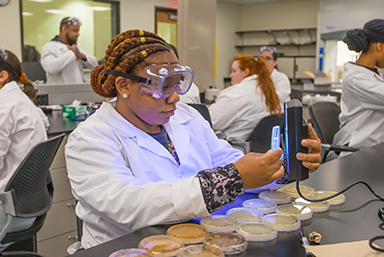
[309,191,346,205]
[139,235,184,257]
[276,204,313,220]
[203,232,248,255]
[258,190,293,204]
[109,249,154,257]
[283,185,315,198]
[293,197,330,212]
[177,245,224,257]
[262,214,301,232]
[167,223,208,244]
[226,207,263,224]
[242,199,277,214]
[200,215,238,233]
[236,222,277,242]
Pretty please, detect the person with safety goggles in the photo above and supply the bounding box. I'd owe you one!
[64,29,322,249]
[41,17,98,84]
[260,46,291,104]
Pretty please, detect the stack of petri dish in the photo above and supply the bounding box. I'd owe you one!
[236,222,277,242]
[203,232,248,255]
[139,235,184,257]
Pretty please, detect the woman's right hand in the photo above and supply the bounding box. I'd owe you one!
[234,149,284,189]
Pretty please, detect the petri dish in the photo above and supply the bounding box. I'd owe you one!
[226,207,263,224]
[236,222,277,242]
[167,223,208,244]
[276,204,313,221]
[262,214,301,232]
[242,199,277,214]
[258,190,293,205]
[109,249,154,257]
[177,245,224,257]
[283,185,315,198]
[309,191,346,205]
[200,215,238,233]
[139,235,184,257]
[203,232,248,255]
[293,197,330,212]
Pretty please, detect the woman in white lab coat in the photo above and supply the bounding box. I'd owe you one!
[0,47,47,192]
[333,19,384,156]
[65,30,322,249]
[0,47,47,234]
[209,55,282,147]
[260,46,291,104]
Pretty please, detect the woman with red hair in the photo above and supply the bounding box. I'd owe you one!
[209,55,281,152]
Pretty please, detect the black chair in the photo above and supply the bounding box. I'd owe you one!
[0,133,65,256]
[187,103,212,128]
[308,101,358,162]
[290,89,303,102]
[247,114,284,153]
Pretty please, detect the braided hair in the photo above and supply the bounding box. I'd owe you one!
[90,30,172,98]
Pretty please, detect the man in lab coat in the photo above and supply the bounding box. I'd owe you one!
[41,17,98,84]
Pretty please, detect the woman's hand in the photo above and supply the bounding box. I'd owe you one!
[234,149,284,189]
[296,123,322,173]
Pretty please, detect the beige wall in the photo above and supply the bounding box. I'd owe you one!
[215,2,242,89]
[0,0,22,58]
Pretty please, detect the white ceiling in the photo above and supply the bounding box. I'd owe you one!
[217,0,317,4]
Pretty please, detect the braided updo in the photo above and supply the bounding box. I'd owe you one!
[90,30,171,98]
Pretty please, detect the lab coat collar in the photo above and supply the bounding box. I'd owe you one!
[344,62,384,81]
[0,81,20,94]
[98,101,192,165]
[241,74,257,84]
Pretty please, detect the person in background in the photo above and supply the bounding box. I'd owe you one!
[209,55,282,151]
[22,78,50,131]
[0,45,47,191]
[41,17,98,84]
[333,19,384,156]
[168,44,201,104]
[260,46,291,104]
[65,30,321,249]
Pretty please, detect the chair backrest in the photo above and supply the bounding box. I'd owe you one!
[290,89,303,102]
[0,133,65,247]
[308,101,340,144]
[187,103,212,127]
[247,114,284,153]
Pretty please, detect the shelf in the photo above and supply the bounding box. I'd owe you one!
[235,28,317,35]
[235,42,316,48]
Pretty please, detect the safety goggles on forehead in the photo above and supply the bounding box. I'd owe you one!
[105,63,194,99]
[0,45,8,61]
[62,17,82,27]
[260,46,277,54]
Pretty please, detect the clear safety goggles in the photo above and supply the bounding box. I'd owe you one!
[105,63,194,99]
[62,17,82,27]
[260,46,277,54]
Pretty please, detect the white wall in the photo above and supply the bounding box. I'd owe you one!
[316,0,384,71]
[0,0,22,58]
[215,2,242,89]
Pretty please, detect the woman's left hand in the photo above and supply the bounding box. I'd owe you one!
[296,123,322,173]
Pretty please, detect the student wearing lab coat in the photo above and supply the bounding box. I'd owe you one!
[41,17,98,84]
[0,47,47,233]
[65,30,322,249]
[209,55,282,147]
[260,46,291,104]
[332,19,384,156]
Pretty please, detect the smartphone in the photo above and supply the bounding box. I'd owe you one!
[271,125,281,151]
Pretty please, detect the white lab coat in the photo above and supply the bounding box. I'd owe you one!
[179,83,201,104]
[271,69,291,104]
[41,41,98,84]
[65,101,243,249]
[209,75,271,143]
[333,62,384,156]
[0,82,47,191]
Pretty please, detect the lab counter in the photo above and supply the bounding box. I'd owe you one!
[67,142,384,257]
[47,110,81,136]
[35,82,107,106]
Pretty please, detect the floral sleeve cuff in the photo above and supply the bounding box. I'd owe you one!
[196,163,245,213]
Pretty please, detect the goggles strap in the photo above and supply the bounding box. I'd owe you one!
[104,69,151,85]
